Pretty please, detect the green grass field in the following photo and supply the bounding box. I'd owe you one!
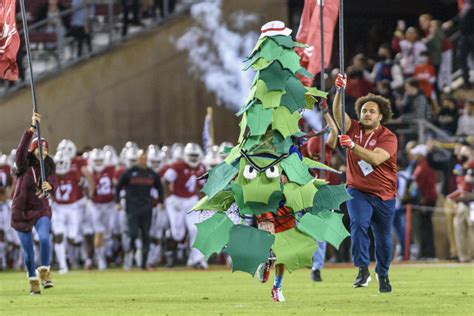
[0,263,473,315]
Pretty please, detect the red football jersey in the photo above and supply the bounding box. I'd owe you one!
[54,168,83,204]
[92,166,116,203]
[71,156,87,199]
[158,164,171,178]
[114,165,126,183]
[163,161,206,198]
[346,119,398,200]
[71,156,87,169]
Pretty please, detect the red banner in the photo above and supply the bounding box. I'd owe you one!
[0,0,20,81]
[296,0,339,86]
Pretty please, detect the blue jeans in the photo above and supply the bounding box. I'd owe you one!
[347,188,395,277]
[17,216,51,277]
[312,241,327,270]
[393,207,406,257]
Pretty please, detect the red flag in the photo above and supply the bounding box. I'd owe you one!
[0,0,20,81]
[295,0,339,86]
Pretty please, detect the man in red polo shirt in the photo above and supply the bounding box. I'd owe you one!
[333,74,397,293]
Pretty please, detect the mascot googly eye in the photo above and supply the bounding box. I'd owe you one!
[265,166,280,179]
[243,165,258,180]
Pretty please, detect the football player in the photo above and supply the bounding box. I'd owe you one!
[162,143,207,268]
[88,149,116,270]
[51,151,85,274]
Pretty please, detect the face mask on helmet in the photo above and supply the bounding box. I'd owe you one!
[54,152,72,175]
[183,143,203,168]
[57,139,77,159]
[124,148,139,168]
[185,154,201,168]
[89,149,106,172]
[147,158,161,171]
[93,158,105,172]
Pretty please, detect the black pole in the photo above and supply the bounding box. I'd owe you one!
[338,0,346,134]
[18,0,47,185]
[319,0,326,178]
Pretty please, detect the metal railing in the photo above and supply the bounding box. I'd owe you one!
[0,0,198,98]
[387,118,457,145]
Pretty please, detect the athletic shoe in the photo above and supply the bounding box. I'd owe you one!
[257,262,271,283]
[353,267,371,288]
[58,267,69,275]
[123,252,134,271]
[376,274,392,293]
[311,269,322,282]
[271,286,286,302]
[84,258,93,270]
[36,266,54,289]
[29,277,41,295]
[98,257,107,271]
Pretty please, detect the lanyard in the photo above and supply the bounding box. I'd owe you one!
[358,127,378,148]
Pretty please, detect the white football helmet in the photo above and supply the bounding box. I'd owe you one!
[218,142,234,159]
[89,148,106,172]
[183,143,203,168]
[103,145,119,167]
[170,143,184,163]
[147,145,162,171]
[124,147,139,168]
[57,139,77,159]
[7,149,17,167]
[159,145,171,165]
[54,151,72,175]
[0,153,8,166]
[203,145,222,169]
[124,141,139,151]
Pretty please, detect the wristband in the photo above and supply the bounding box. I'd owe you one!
[350,141,356,150]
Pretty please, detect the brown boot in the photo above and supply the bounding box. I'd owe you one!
[36,266,54,289]
[29,277,41,295]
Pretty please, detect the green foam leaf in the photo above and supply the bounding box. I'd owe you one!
[201,162,239,199]
[310,184,353,213]
[247,103,273,136]
[297,211,350,249]
[273,228,318,272]
[226,225,275,276]
[193,213,235,259]
[283,181,318,211]
[281,76,308,113]
[281,153,314,185]
[272,106,301,138]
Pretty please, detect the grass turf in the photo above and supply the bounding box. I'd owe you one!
[0,264,473,315]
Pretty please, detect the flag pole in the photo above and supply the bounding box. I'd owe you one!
[207,106,215,147]
[319,0,326,178]
[18,0,47,185]
[338,0,346,134]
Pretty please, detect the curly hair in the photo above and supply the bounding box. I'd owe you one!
[354,93,393,125]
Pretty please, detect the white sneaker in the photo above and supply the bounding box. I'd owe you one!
[58,268,69,275]
[123,252,133,271]
[98,258,107,271]
[271,286,285,302]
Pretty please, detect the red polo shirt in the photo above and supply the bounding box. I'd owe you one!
[346,119,398,200]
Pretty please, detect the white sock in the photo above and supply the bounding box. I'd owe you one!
[146,244,161,267]
[0,242,6,269]
[54,242,68,271]
[134,248,142,268]
[97,246,108,270]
